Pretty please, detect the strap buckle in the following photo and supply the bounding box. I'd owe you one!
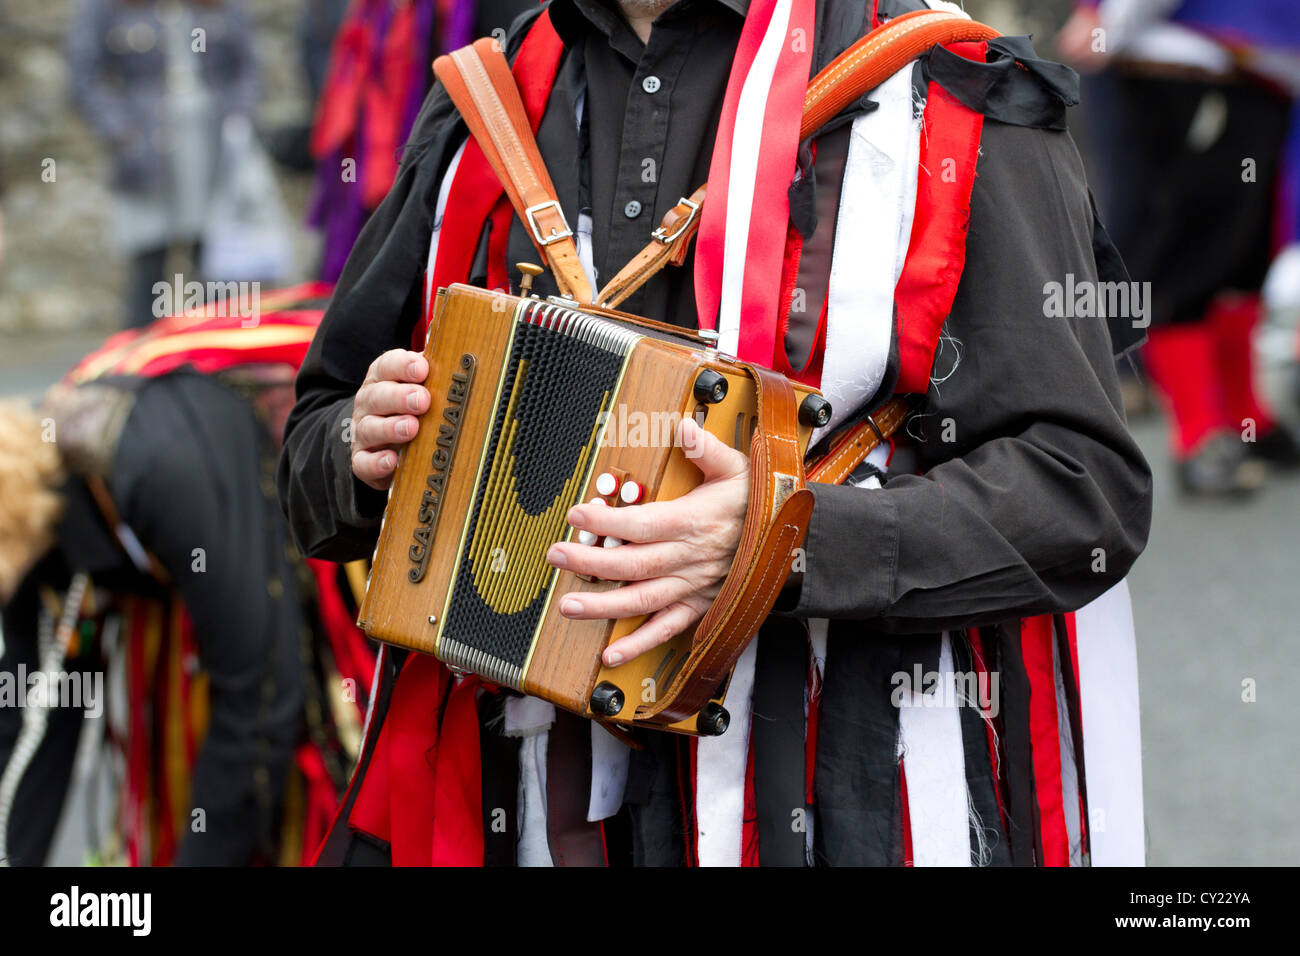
[651,197,700,245]
[524,200,574,247]
[864,413,886,443]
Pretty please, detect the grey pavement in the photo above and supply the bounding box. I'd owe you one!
[2,334,1298,866]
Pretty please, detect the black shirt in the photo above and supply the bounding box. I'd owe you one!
[537,0,742,321]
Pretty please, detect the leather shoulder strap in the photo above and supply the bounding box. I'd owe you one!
[433,40,594,305]
[594,9,1000,309]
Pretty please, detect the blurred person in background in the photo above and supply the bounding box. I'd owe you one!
[0,285,374,866]
[306,0,536,281]
[1059,0,1300,497]
[68,0,260,328]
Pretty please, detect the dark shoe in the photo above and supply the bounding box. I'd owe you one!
[1177,434,1268,497]
[1247,425,1300,468]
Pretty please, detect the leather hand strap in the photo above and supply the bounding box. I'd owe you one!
[639,364,812,724]
[593,9,1000,308]
[433,40,594,304]
[639,393,910,727]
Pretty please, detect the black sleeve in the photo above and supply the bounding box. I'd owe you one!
[277,76,457,562]
[791,119,1153,631]
[277,10,544,563]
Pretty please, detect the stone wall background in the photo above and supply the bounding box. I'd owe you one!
[0,0,317,333]
[0,0,1072,334]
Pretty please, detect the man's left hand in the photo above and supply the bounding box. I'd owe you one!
[545,417,750,667]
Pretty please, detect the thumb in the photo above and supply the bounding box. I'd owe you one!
[680,415,748,482]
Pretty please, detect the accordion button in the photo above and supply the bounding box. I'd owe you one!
[577,529,599,547]
[619,481,644,505]
[602,536,624,549]
[595,472,620,497]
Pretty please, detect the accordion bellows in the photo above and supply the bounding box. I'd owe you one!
[359,285,819,734]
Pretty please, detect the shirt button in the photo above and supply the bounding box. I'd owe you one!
[624,200,642,219]
[641,75,662,94]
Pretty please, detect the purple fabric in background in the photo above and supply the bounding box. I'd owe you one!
[1173,0,1300,53]
[442,0,476,54]
[309,0,446,282]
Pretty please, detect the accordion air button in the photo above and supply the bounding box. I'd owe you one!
[595,472,620,498]
[619,481,644,505]
[798,393,834,428]
[602,536,623,548]
[693,368,729,404]
[697,702,730,736]
[577,529,599,547]
[590,682,625,717]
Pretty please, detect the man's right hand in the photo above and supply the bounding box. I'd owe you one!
[351,349,430,490]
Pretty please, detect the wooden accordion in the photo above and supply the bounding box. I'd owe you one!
[359,284,827,735]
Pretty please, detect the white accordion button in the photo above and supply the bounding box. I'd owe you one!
[577,530,598,547]
[595,472,620,497]
[619,481,644,505]
[602,536,624,549]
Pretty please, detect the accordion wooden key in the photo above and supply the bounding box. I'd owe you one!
[358,284,829,735]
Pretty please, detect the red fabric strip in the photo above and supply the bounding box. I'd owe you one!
[430,675,484,865]
[894,44,986,394]
[1020,615,1070,867]
[691,0,774,334]
[310,18,372,158]
[900,759,913,867]
[741,728,760,866]
[735,0,816,365]
[968,629,1006,833]
[306,559,377,698]
[685,737,700,866]
[361,2,417,209]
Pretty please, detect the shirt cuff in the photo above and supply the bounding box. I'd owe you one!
[330,401,389,527]
[788,481,899,620]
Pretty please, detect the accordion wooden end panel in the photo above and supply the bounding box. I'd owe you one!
[358,284,819,735]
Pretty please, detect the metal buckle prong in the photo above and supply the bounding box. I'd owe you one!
[865,414,885,443]
[524,200,574,246]
[651,197,700,245]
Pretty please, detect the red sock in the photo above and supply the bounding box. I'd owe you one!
[1207,294,1275,436]
[1143,321,1229,457]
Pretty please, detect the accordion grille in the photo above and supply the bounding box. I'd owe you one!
[439,303,639,689]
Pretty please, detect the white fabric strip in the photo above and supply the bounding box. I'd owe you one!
[897,634,971,866]
[587,722,630,822]
[515,733,553,866]
[695,638,759,866]
[716,0,796,355]
[1074,579,1145,865]
[577,211,597,294]
[504,695,555,866]
[815,67,920,441]
[1054,634,1084,866]
[424,139,467,310]
[573,92,599,293]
